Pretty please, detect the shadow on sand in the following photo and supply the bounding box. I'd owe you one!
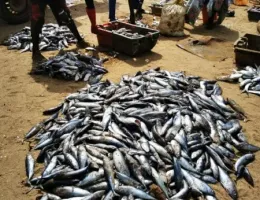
[29,72,86,93]
[99,46,163,67]
[116,51,163,67]
[29,49,86,94]
[189,24,240,42]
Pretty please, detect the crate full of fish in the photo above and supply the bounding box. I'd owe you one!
[97,21,160,56]
[234,34,260,66]
[248,6,260,21]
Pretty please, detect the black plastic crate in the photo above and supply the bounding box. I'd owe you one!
[248,6,260,21]
[149,4,163,16]
[234,34,260,66]
[97,21,159,56]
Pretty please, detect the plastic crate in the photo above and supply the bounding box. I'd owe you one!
[234,34,260,66]
[96,23,113,47]
[149,4,163,16]
[96,21,160,56]
[248,6,260,21]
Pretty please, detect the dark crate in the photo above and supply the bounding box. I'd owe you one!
[234,34,260,66]
[150,4,163,16]
[96,21,160,56]
[248,6,260,21]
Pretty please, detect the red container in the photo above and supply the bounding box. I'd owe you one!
[96,23,113,47]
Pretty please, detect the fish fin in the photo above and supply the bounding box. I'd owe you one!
[25,185,37,194]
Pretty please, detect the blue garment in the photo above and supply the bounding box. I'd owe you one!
[109,0,116,21]
[133,0,143,9]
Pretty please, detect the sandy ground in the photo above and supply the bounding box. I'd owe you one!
[0,1,259,199]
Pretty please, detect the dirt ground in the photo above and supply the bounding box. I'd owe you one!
[0,0,259,199]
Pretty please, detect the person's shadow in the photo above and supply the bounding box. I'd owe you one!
[98,45,163,67]
[30,73,86,93]
[188,24,240,42]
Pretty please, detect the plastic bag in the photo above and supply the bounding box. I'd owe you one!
[158,0,186,36]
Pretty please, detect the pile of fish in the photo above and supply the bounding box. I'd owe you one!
[34,52,108,82]
[3,24,77,52]
[249,6,260,13]
[217,65,260,96]
[25,68,259,200]
[112,28,144,39]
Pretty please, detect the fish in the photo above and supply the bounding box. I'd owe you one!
[151,167,169,198]
[243,167,254,187]
[52,186,91,198]
[77,168,104,187]
[112,28,144,39]
[218,167,238,200]
[25,154,35,182]
[103,156,115,193]
[113,150,130,176]
[115,186,156,200]
[235,153,255,177]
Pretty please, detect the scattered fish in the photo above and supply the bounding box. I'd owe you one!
[3,24,77,52]
[217,65,260,96]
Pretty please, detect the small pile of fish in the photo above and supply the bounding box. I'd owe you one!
[152,17,160,27]
[217,65,260,96]
[153,0,171,6]
[249,6,260,13]
[34,52,108,82]
[25,68,258,200]
[3,24,77,52]
[135,21,149,28]
[66,0,77,7]
[112,28,144,39]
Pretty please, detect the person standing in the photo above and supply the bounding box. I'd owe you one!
[84,0,116,32]
[30,0,89,62]
[85,0,97,33]
[109,0,117,21]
